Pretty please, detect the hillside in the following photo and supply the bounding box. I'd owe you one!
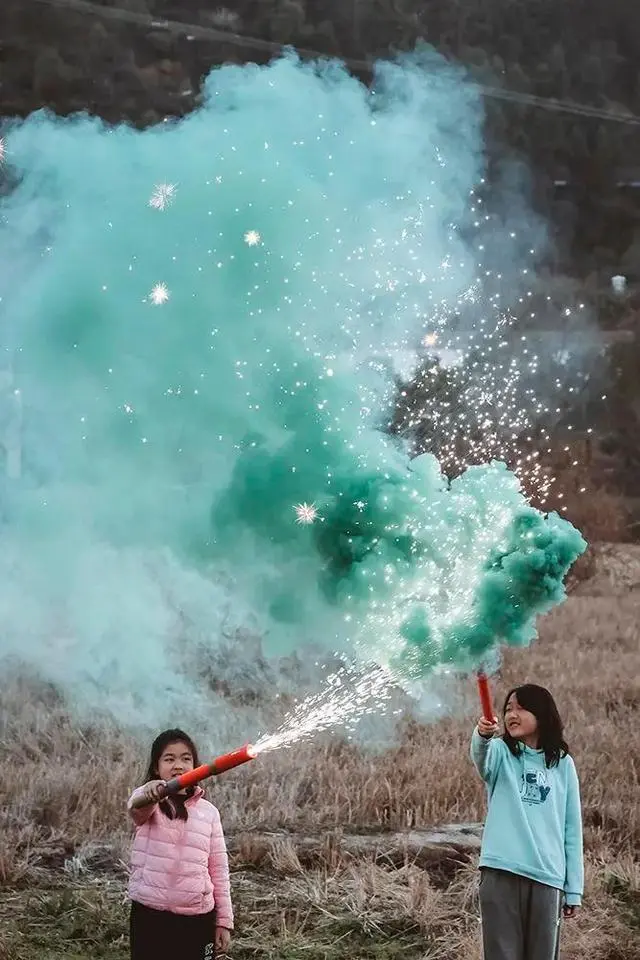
[2,0,640,275]
[2,0,639,515]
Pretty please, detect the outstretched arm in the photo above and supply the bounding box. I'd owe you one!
[126,782,163,826]
[470,719,503,788]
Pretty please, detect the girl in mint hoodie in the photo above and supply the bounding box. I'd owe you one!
[471,683,584,960]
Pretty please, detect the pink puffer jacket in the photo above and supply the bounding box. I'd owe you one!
[127,786,233,928]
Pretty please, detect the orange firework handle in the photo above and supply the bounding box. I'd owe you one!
[130,744,255,808]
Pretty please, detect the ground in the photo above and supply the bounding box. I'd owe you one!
[0,545,638,959]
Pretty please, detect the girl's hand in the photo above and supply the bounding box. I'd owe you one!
[477,716,500,738]
[563,904,579,919]
[143,780,166,804]
[215,926,232,953]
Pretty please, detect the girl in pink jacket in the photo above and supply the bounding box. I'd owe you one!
[127,729,234,959]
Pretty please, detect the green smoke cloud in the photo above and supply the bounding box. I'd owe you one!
[0,50,585,724]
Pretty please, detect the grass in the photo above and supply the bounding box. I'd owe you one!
[0,552,638,958]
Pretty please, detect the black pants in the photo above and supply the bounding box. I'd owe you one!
[130,901,216,960]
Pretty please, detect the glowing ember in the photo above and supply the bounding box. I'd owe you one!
[149,183,177,210]
[149,283,170,305]
[294,502,319,524]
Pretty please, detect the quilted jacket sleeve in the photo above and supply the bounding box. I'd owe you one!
[127,786,157,827]
[208,806,234,929]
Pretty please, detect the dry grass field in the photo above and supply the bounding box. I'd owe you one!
[0,546,638,959]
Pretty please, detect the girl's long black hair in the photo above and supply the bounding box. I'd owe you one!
[144,728,200,821]
[502,684,569,768]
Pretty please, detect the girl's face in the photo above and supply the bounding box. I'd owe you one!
[504,694,538,746]
[156,741,195,782]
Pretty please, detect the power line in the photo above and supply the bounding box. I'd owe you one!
[28,0,640,126]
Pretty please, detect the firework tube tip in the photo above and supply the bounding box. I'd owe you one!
[211,742,257,774]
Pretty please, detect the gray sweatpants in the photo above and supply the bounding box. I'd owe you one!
[479,868,562,960]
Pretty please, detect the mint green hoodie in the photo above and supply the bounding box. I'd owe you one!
[471,729,584,906]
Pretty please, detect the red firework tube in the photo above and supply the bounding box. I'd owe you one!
[477,672,495,722]
[131,743,256,808]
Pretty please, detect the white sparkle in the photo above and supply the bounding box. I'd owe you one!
[244,230,261,247]
[294,502,319,524]
[253,664,392,754]
[149,283,170,305]
[149,183,177,210]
